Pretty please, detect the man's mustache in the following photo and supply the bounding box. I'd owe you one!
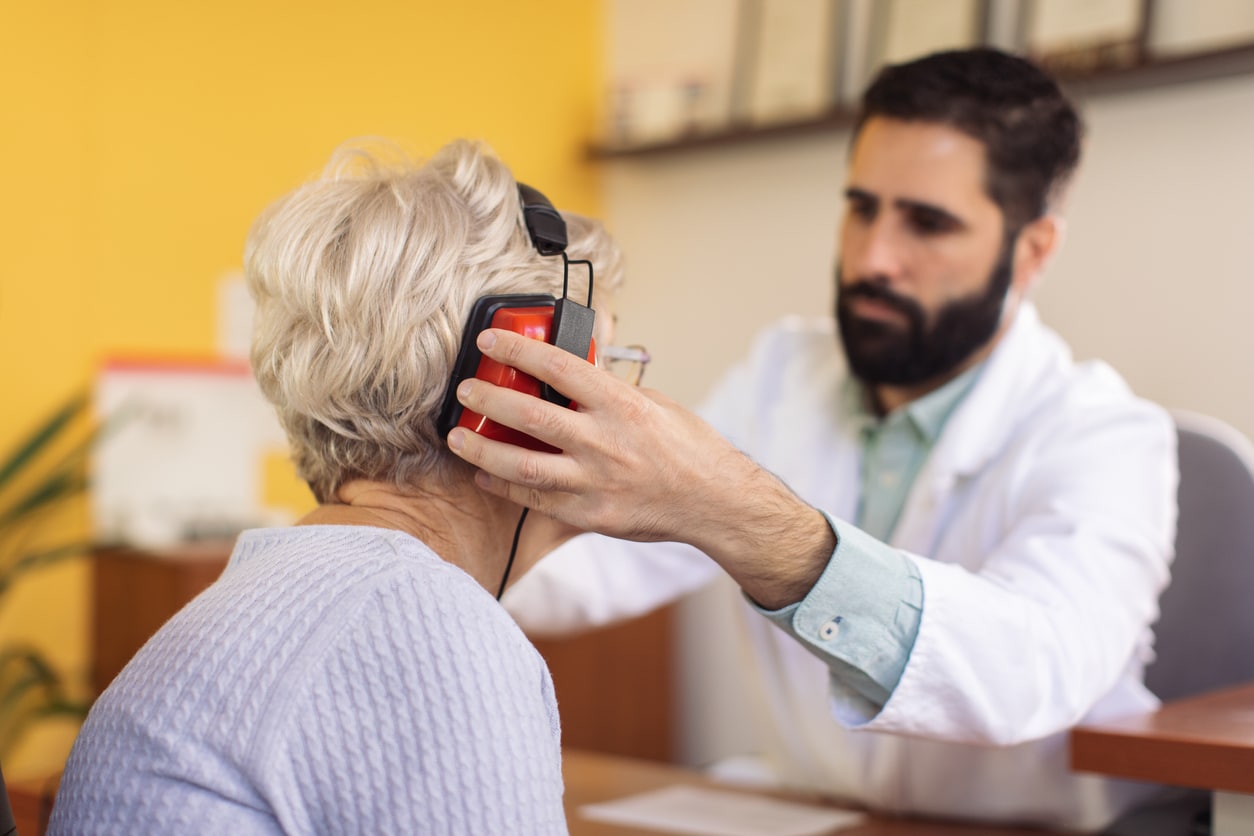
[840,280,923,320]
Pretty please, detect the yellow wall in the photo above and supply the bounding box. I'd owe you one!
[0,0,602,776]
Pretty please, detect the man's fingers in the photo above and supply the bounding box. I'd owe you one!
[446,425,588,522]
[446,422,578,493]
[477,328,607,405]
[455,376,583,452]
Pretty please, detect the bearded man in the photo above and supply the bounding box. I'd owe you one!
[447,48,1179,833]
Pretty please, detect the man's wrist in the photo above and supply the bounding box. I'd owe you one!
[687,454,836,609]
[741,505,836,609]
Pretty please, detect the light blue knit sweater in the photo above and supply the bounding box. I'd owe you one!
[50,525,567,834]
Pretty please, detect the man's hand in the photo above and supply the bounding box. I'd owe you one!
[445,329,836,609]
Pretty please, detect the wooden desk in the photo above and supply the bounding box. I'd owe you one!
[14,752,1055,835]
[1072,682,1254,835]
[562,750,1058,835]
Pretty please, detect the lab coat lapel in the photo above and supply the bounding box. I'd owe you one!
[890,303,1067,556]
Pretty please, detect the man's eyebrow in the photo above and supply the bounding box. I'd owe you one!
[843,188,969,230]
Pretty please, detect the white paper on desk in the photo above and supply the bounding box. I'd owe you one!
[579,785,865,836]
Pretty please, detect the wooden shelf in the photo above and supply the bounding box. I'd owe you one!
[1064,41,1254,95]
[592,43,1254,160]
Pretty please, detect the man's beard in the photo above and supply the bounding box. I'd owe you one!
[835,238,1015,387]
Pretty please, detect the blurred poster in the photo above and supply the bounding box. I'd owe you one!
[93,357,289,548]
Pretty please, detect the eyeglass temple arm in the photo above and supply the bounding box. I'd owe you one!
[598,345,651,363]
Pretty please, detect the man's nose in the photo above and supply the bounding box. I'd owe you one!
[847,218,905,280]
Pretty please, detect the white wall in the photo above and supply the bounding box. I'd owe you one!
[1035,76,1254,429]
[603,5,1254,768]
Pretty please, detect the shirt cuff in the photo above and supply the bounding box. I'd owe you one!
[748,512,923,714]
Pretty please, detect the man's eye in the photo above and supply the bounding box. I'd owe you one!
[847,199,876,221]
[908,209,957,235]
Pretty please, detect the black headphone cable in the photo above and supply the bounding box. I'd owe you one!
[497,506,529,600]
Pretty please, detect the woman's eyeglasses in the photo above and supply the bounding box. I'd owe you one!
[598,344,651,386]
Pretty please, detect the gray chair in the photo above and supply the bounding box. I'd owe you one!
[1105,411,1254,835]
[1145,409,1254,702]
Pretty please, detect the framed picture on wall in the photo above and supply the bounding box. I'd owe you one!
[604,0,743,147]
[867,0,987,72]
[844,0,986,108]
[1022,0,1149,74]
[984,0,1027,53]
[738,0,843,125]
[1148,0,1254,58]
[835,0,874,107]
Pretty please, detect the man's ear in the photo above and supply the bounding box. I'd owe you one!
[1012,214,1066,293]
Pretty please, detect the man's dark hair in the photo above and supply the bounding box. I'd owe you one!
[854,48,1083,232]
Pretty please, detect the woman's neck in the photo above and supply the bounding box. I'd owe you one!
[296,478,521,594]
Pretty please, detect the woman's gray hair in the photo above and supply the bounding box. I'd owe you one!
[244,138,624,503]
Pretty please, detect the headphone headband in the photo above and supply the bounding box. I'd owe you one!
[517,183,568,256]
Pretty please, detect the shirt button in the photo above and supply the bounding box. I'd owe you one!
[819,616,843,641]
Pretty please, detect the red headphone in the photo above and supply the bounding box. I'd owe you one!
[436,184,596,451]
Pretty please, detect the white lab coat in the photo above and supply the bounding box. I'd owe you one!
[506,303,1178,831]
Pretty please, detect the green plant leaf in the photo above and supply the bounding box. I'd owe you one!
[0,390,108,760]
[0,405,103,529]
[0,470,89,530]
[0,647,78,760]
[0,647,60,685]
[0,542,92,599]
[0,391,89,491]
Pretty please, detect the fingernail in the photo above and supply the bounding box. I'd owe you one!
[477,330,497,350]
[447,428,464,451]
[474,470,491,489]
[457,380,473,400]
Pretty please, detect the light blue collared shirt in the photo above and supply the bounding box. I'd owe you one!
[751,364,983,710]
[855,364,983,540]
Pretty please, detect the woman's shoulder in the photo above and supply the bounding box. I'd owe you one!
[251,525,547,675]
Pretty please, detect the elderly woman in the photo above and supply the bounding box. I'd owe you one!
[50,139,624,834]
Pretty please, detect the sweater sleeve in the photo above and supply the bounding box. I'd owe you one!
[250,566,567,836]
